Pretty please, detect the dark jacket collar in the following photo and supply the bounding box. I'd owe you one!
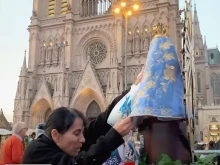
[40,134,63,152]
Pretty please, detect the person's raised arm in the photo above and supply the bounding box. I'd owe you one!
[82,89,130,151]
[24,117,133,165]
[75,117,133,165]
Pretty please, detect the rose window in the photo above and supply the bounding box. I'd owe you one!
[86,42,107,64]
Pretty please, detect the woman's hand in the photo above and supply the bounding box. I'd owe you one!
[113,117,133,137]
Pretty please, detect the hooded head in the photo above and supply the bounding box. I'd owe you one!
[35,123,46,139]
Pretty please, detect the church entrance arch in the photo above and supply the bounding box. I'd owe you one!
[31,99,51,129]
[86,101,101,122]
[72,88,105,116]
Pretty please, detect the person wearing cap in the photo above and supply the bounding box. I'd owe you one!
[0,122,28,164]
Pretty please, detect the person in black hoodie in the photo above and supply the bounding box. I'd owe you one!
[22,89,133,165]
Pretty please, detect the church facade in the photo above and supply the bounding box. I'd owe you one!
[13,0,182,129]
[193,5,220,142]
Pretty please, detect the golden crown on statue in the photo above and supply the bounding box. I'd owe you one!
[152,22,169,37]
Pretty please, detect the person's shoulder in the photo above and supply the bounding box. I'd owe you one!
[23,136,47,161]
[10,135,21,142]
[23,136,72,165]
[25,137,43,149]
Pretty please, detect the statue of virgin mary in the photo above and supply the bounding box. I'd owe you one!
[130,22,185,119]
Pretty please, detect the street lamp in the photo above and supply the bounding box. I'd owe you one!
[112,0,140,91]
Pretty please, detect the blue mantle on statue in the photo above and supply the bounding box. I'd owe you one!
[130,36,185,119]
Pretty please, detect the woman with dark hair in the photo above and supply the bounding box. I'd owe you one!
[22,91,133,165]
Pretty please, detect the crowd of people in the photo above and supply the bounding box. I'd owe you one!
[0,90,136,164]
[0,63,147,165]
[195,140,220,150]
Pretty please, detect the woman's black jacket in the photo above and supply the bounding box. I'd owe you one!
[22,89,130,165]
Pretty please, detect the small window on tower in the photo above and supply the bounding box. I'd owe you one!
[61,0,68,15]
[210,53,214,64]
[48,0,56,16]
[195,48,199,56]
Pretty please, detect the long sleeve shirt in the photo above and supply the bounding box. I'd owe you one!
[0,135,24,164]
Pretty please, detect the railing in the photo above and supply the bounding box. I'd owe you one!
[194,150,220,164]
[81,0,112,17]
[194,150,220,155]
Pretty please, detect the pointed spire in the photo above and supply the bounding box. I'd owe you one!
[193,2,204,49]
[53,78,59,97]
[19,50,28,77]
[25,85,29,99]
[0,108,3,115]
[23,50,27,68]
[204,36,207,46]
[193,2,201,35]
[42,67,46,81]
[194,2,197,12]
[106,74,110,94]
[15,81,20,97]
[64,78,69,97]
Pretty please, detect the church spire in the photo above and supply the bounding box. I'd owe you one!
[193,3,202,38]
[204,36,207,46]
[203,36,209,63]
[25,84,29,99]
[193,3,204,50]
[19,50,28,77]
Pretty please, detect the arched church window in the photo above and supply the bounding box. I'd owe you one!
[200,97,204,105]
[210,53,214,64]
[211,73,219,96]
[61,0,68,15]
[86,42,107,65]
[197,72,201,93]
[144,27,148,33]
[216,99,220,105]
[48,0,56,16]
[86,101,101,120]
[196,97,199,105]
[195,47,199,56]
[210,117,218,123]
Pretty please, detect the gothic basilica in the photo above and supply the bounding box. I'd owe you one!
[13,0,183,129]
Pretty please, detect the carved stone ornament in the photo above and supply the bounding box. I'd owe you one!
[41,17,65,26]
[32,10,37,17]
[84,74,93,85]
[86,42,107,64]
[77,30,113,55]
[142,0,159,8]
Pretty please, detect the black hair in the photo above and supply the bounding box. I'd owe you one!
[45,107,87,138]
[31,132,36,136]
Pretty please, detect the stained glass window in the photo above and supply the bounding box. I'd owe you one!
[86,42,107,64]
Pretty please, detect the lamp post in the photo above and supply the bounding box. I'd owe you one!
[113,1,140,91]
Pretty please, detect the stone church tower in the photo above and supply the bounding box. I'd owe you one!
[13,0,182,129]
[193,5,214,106]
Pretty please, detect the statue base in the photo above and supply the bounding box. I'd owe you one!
[138,117,192,164]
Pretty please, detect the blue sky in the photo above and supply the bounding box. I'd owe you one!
[0,0,219,122]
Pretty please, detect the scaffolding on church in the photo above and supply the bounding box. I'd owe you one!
[181,0,196,162]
